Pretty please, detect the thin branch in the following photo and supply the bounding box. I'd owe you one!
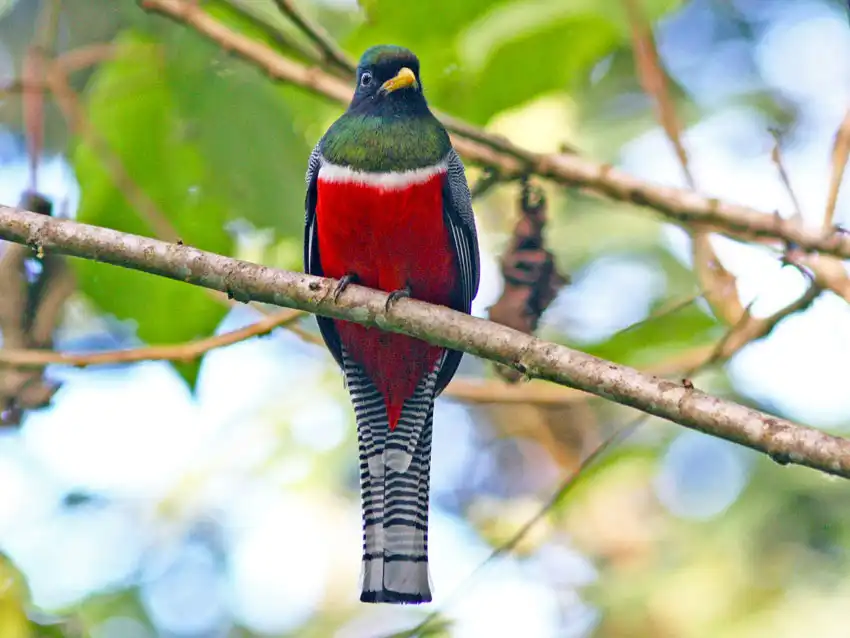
[789,250,850,302]
[825,107,850,231]
[704,281,821,366]
[54,44,119,74]
[770,130,804,223]
[269,0,353,75]
[624,0,694,189]
[624,0,745,327]
[22,0,63,192]
[138,0,850,262]
[0,336,726,407]
[769,128,850,303]
[0,308,302,367]
[0,332,707,407]
[219,0,321,65]
[1,205,848,478]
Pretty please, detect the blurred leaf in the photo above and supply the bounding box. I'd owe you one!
[72,32,233,386]
[0,0,19,21]
[346,0,682,124]
[573,46,703,162]
[0,0,137,154]
[693,234,745,325]
[153,24,315,238]
[0,554,30,638]
[464,15,619,123]
[75,587,157,635]
[583,301,720,367]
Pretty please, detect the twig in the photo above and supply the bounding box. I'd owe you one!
[54,44,119,74]
[0,339,715,406]
[1,205,849,478]
[824,107,850,231]
[269,0,353,75]
[789,251,850,302]
[770,130,804,223]
[138,0,850,263]
[217,0,320,62]
[22,0,63,192]
[770,127,850,303]
[0,308,302,367]
[703,282,821,367]
[624,0,693,189]
[624,0,745,326]
[0,334,717,407]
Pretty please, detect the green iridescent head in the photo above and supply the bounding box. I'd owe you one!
[320,45,450,172]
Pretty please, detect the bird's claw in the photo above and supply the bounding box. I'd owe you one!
[385,285,412,312]
[333,273,358,302]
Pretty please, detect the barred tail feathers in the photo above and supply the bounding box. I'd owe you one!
[343,348,437,604]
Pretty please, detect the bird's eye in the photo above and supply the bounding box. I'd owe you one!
[360,72,373,88]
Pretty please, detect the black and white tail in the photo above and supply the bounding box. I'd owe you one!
[342,348,438,604]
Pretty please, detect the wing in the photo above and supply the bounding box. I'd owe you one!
[435,148,481,395]
[304,141,345,370]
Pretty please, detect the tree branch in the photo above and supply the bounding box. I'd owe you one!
[0,308,302,367]
[268,0,353,75]
[140,0,850,262]
[0,205,848,478]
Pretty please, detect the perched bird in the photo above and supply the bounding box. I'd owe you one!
[304,45,480,604]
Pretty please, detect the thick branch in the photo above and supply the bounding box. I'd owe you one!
[141,0,850,262]
[0,205,848,478]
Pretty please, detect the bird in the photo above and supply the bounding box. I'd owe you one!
[303,44,480,604]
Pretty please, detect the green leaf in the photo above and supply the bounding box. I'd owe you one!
[0,554,30,638]
[463,14,619,123]
[161,32,314,238]
[72,32,234,387]
[582,301,720,367]
[346,0,683,124]
[344,0,511,123]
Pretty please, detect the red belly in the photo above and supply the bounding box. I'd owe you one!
[316,173,456,427]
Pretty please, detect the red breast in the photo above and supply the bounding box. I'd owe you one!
[316,164,457,428]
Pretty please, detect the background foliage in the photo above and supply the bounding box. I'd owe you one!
[0,0,848,636]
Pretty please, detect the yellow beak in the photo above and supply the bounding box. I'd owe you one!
[379,67,418,94]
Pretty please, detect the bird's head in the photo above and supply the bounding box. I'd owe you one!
[322,45,447,171]
[349,45,426,114]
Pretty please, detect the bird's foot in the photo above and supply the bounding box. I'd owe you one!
[333,273,359,302]
[385,285,412,312]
